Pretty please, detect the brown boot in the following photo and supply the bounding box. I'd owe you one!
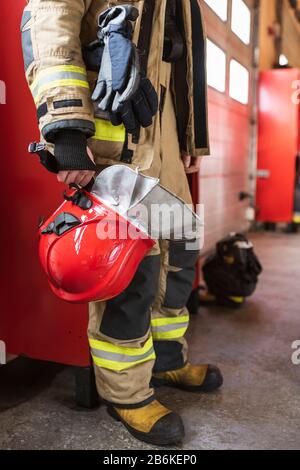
[152,363,223,393]
[107,400,184,446]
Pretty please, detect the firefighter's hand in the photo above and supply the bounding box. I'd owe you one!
[57,147,96,187]
[181,153,201,174]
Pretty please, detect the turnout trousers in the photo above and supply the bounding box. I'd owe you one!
[88,62,199,407]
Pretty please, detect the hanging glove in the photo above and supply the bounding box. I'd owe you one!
[109,76,158,143]
[92,5,141,112]
[82,39,105,73]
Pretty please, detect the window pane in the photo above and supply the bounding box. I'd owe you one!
[229,60,249,104]
[204,0,228,21]
[206,39,226,93]
[231,0,251,45]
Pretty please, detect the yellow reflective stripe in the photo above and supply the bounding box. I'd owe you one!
[33,79,89,104]
[31,65,87,90]
[91,351,156,371]
[93,118,126,143]
[89,336,153,357]
[152,327,188,340]
[89,336,155,371]
[293,214,300,223]
[31,74,88,97]
[91,346,154,364]
[151,315,189,328]
[228,296,244,303]
[151,315,189,340]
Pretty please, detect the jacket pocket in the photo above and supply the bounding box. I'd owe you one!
[20,10,34,71]
[89,139,124,162]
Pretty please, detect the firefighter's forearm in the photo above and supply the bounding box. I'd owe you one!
[21,0,104,142]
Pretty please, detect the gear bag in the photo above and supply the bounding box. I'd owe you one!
[203,233,262,299]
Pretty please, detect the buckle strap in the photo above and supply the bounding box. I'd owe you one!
[28,141,59,174]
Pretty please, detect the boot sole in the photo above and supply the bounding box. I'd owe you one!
[107,406,184,447]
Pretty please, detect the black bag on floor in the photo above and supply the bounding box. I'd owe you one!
[203,233,262,299]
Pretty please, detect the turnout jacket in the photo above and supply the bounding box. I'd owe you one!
[21,0,210,170]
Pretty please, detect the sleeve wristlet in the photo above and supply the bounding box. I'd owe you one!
[54,130,96,172]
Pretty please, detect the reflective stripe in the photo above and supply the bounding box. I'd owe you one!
[234,241,253,249]
[151,321,188,333]
[92,347,155,363]
[32,80,89,104]
[89,336,155,371]
[151,315,189,340]
[293,213,300,223]
[89,336,154,355]
[152,327,188,340]
[228,296,244,303]
[91,353,156,371]
[30,65,89,103]
[30,65,87,90]
[151,315,189,327]
[31,73,87,97]
[93,118,126,143]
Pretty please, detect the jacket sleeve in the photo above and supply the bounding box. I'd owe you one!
[21,0,107,143]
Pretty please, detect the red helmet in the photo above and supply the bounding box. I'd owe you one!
[38,166,201,303]
[38,187,154,303]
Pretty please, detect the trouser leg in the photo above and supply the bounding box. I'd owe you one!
[88,248,161,407]
[87,60,200,403]
[151,240,199,373]
[150,61,199,373]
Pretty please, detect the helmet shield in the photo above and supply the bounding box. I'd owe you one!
[91,165,202,241]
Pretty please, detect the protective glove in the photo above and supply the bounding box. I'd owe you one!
[82,39,104,73]
[53,130,96,172]
[92,5,141,113]
[109,76,158,142]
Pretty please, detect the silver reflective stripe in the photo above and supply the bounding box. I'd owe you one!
[21,10,34,71]
[151,321,189,333]
[91,346,155,363]
[31,71,87,97]
[234,241,253,249]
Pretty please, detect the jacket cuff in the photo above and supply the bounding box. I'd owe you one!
[42,119,96,143]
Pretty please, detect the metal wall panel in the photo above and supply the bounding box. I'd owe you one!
[0,0,90,366]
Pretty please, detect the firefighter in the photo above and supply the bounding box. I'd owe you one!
[21,0,223,446]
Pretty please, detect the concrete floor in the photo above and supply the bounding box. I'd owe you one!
[0,231,300,450]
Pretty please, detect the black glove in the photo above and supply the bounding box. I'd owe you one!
[109,76,158,142]
[53,130,96,172]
